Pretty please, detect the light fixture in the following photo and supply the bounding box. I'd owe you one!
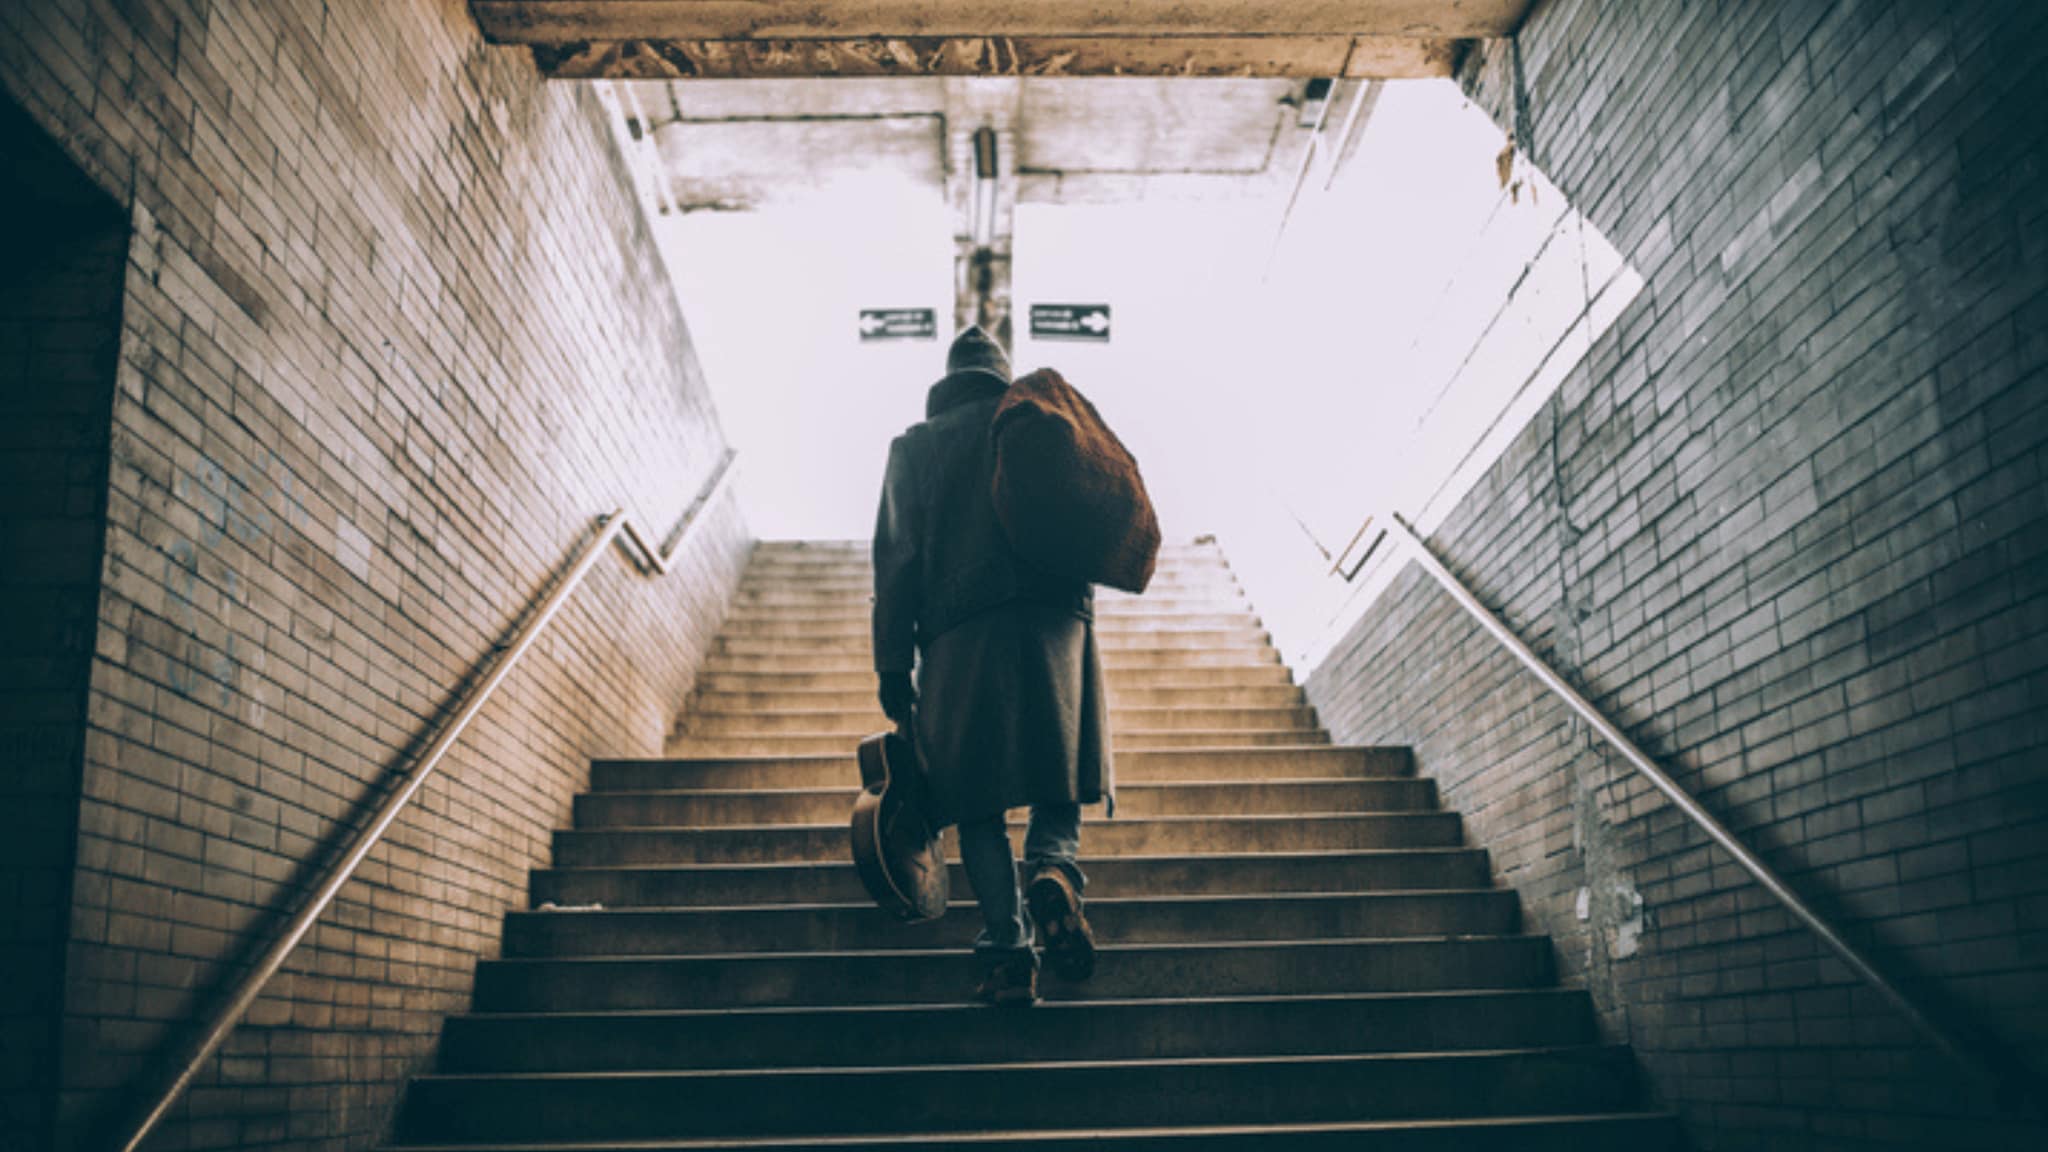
[972,125,998,248]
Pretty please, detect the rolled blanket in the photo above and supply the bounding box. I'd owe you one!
[990,368,1160,594]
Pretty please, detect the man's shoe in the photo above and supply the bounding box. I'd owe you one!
[973,951,1038,1006]
[1026,867,1096,981]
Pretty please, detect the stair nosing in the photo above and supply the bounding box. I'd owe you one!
[385,1106,1679,1139]
[533,848,1488,875]
[479,934,1553,965]
[378,1112,1678,1151]
[555,812,1458,834]
[659,741,1343,751]
[598,747,1385,766]
[509,889,1510,917]
[451,987,1584,1023]
[409,1043,1631,1083]
[582,778,1422,799]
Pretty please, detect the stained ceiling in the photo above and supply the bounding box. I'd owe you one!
[472,0,1531,80]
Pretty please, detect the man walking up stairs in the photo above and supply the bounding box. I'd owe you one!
[380,540,1680,1149]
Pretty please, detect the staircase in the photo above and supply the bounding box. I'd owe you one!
[385,540,1678,1150]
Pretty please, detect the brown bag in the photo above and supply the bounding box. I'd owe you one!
[990,368,1160,594]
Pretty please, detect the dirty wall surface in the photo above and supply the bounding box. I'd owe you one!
[0,1,748,1148]
[1308,1,2047,1148]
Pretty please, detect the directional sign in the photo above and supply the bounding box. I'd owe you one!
[859,308,937,342]
[1031,304,1112,342]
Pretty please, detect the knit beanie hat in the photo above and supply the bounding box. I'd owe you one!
[946,325,1011,383]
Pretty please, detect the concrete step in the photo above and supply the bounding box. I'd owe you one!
[715,631,1272,656]
[694,664,1296,693]
[1109,685,1305,708]
[501,890,1521,956]
[592,747,1413,791]
[572,779,1435,828]
[392,1047,1640,1142]
[740,561,1235,583]
[1119,730,1329,750]
[742,552,1229,572]
[438,989,1595,1073]
[1097,570,1238,590]
[552,813,1464,867]
[699,649,1284,674]
[529,849,1494,908]
[747,540,1226,559]
[381,533,1665,1152]
[665,731,1329,757]
[722,607,1264,629]
[737,574,1245,597]
[720,616,1268,639]
[688,683,1308,713]
[679,706,1317,737]
[729,594,1253,623]
[380,1113,1681,1151]
[742,544,1225,565]
[1109,596,1257,613]
[733,578,1228,594]
[471,936,1561,1012]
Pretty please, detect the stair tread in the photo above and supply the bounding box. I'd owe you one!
[538,847,1483,872]
[470,936,1561,1008]
[564,811,1452,831]
[413,1044,1631,1082]
[385,1114,1675,1149]
[483,933,1553,962]
[585,777,1413,798]
[455,987,1582,1022]
[452,988,1581,1033]
[684,706,1306,716]
[657,740,1343,752]
[383,1113,1678,1149]
[598,747,1390,765]
[512,889,1506,915]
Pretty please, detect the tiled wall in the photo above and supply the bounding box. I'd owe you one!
[0,2,750,1147]
[1308,2,2047,1147]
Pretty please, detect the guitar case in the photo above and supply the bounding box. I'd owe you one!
[851,727,949,922]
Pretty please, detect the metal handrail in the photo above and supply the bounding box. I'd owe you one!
[1378,510,1995,1087]
[117,451,738,1152]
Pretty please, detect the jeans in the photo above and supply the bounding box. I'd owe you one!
[955,804,1085,958]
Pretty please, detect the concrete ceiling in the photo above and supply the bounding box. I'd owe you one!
[474,1,1530,79]
[566,4,1523,344]
[614,77,1351,214]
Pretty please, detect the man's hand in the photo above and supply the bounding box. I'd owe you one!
[879,672,916,727]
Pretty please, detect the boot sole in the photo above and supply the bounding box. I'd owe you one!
[1028,875,1098,982]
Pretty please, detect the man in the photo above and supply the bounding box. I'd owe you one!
[871,325,1111,1005]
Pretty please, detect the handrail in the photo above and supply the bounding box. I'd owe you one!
[1378,510,1995,1088]
[117,451,738,1152]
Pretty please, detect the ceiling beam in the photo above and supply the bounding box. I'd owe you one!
[474,2,1528,42]
[532,36,1459,80]
[475,1,1526,79]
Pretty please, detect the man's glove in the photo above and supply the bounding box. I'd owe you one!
[879,671,916,727]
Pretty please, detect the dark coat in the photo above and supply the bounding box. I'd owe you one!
[872,369,1113,828]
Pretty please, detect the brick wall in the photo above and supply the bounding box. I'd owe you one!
[0,96,130,1152]
[1305,1,2047,1148]
[0,3,750,1150]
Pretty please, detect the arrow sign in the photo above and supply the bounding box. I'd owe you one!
[859,308,937,342]
[1031,304,1112,342]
